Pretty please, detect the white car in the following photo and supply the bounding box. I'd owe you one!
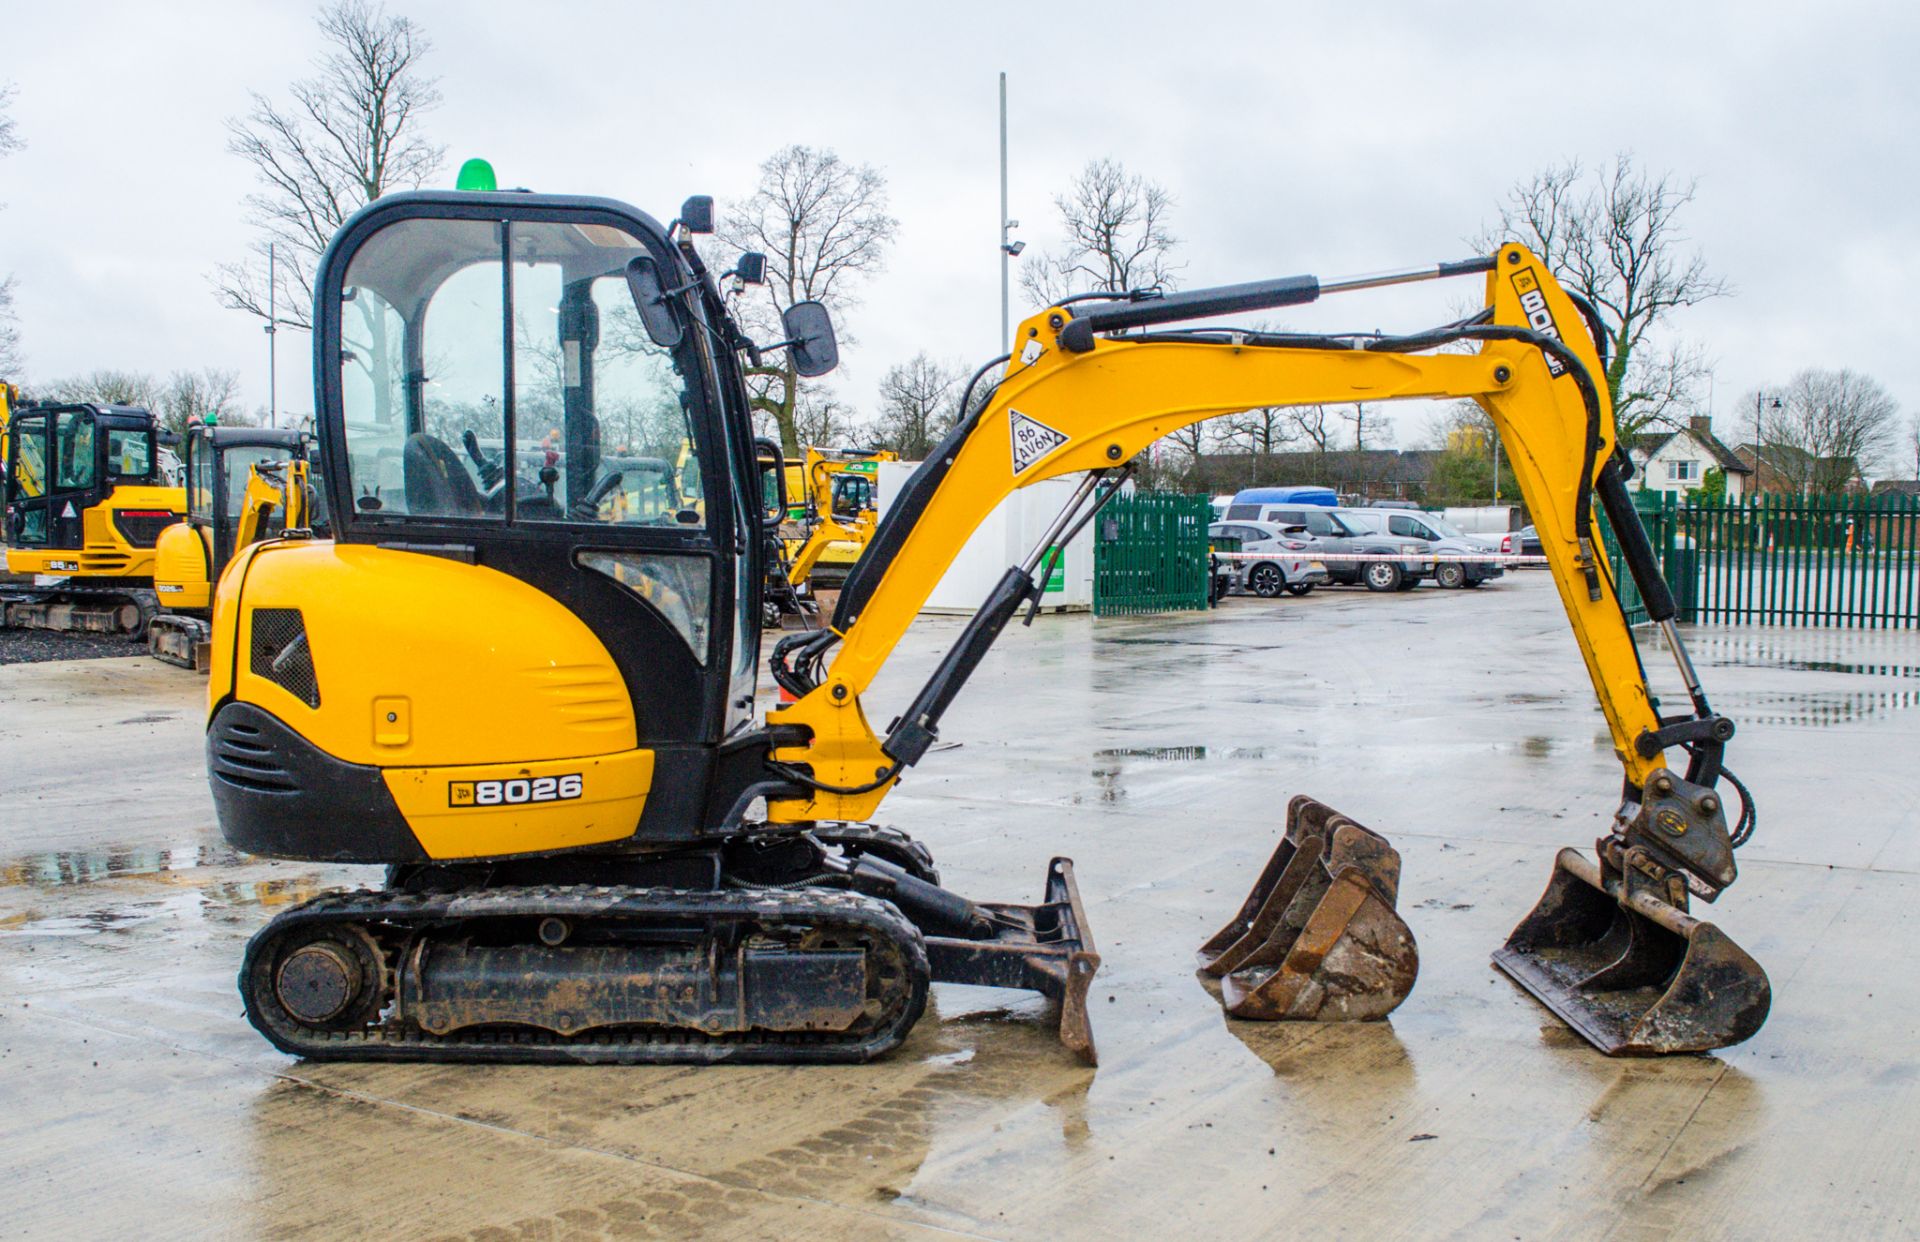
[1210,520,1331,597]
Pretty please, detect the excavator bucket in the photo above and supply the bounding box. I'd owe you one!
[1493,847,1771,1055]
[1198,796,1417,1021]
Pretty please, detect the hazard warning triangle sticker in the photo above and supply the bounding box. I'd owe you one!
[1009,408,1068,475]
[61,501,77,518]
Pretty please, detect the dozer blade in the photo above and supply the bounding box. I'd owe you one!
[1198,796,1417,1022]
[1492,847,1771,1055]
[924,857,1101,1065]
[148,615,211,671]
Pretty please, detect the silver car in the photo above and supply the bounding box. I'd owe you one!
[1209,520,1331,597]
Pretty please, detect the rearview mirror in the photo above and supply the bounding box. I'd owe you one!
[679,195,715,234]
[624,256,683,348]
[782,301,839,378]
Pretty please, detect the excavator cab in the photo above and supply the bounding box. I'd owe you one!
[2,402,184,633]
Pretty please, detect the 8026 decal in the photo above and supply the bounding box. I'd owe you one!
[448,773,582,808]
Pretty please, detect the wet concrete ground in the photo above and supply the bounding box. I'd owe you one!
[2,574,1915,1239]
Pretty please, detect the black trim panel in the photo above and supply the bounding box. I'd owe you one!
[208,701,426,863]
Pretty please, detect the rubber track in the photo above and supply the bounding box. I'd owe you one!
[241,885,930,1065]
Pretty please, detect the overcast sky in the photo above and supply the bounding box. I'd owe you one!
[5,1,1916,459]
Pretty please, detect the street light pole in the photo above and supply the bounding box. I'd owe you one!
[999,73,1010,349]
[266,242,278,429]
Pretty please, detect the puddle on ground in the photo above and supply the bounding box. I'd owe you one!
[1087,744,1272,804]
[0,844,244,889]
[1713,688,1920,727]
[1675,633,1920,679]
[1093,745,1269,763]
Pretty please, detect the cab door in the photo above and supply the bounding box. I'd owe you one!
[6,410,50,546]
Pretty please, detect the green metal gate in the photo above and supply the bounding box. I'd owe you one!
[1601,490,1920,629]
[1093,491,1212,616]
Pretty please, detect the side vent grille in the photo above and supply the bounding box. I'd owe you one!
[249,607,321,709]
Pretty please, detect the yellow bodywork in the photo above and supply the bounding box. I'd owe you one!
[768,246,1663,823]
[5,483,185,580]
[153,523,212,609]
[211,540,651,859]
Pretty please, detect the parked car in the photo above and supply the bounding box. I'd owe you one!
[1250,506,1431,591]
[1339,509,1504,589]
[1500,525,1543,559]
[1208,521,1330,597]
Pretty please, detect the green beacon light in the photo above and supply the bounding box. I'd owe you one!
[456,158,498,192]
[204,412,219,427]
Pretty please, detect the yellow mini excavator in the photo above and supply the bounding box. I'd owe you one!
[4,401,185,634]
[150,423,319,670]
[209,185,1767,1066]
[783,446,896,588]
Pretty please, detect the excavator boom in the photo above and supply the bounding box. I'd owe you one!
[768,245,1767,1055]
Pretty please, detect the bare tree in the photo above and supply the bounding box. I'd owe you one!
[1477,155,1727,439]
[42,370,161,409]
[872,354,963,460]
[1755,369,1900,495]
[1021,158,1181,306]
[1339,402,1387,450]
[718,146,898,457]
[0,84,25,375]
[156,370,247,435]
[1287,405,1336,453]
[789,387,862,451]
[215,2,443,331]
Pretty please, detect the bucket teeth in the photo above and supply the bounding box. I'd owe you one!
[1198,796,1418,1022]
[1492,847,1771,1055]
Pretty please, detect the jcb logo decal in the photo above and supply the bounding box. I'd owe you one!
[448,774,583,808]
[1509,270,1567,377]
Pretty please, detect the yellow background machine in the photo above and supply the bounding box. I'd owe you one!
[150,423,319,669]
[3,400,184,633]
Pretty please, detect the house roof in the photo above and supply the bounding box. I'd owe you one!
[1625,427,1752,474]
[1871,479,1920,497]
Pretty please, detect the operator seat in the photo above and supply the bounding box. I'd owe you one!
[402,433,484,517]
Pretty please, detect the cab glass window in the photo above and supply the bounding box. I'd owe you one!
[337,215,702,529]
[107,428,152,481]
[11,413,46,499]
[1389,515,1423,538]
[509,221,704,527]
[1304,511,1340,537]
[225,446,294,534]
[339,217,505,519]
[55,410,95,490]
[188,436,216,521]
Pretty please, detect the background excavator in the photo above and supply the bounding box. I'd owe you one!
[782,446,896,589]
[150,422,321,670]
[208,182,1767,1068]
[3,399,184,634]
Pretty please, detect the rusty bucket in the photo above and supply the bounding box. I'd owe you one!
[1492,847,1770,1055]
[1198,796,1418,1021]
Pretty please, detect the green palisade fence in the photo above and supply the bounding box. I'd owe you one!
[1093,491,1212,616]
[1601,490,1920,629]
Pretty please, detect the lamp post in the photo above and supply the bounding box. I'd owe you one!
[998,73,1024,349]
[1752,390,1782,497]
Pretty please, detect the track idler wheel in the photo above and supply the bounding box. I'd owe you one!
[267,926,387,1031]
[1198,796,1418,1022]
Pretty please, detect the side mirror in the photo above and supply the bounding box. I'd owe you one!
[734,252,766,285]
[679,195,715,234]
[782,301,839,378]
[624,256,684,348]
